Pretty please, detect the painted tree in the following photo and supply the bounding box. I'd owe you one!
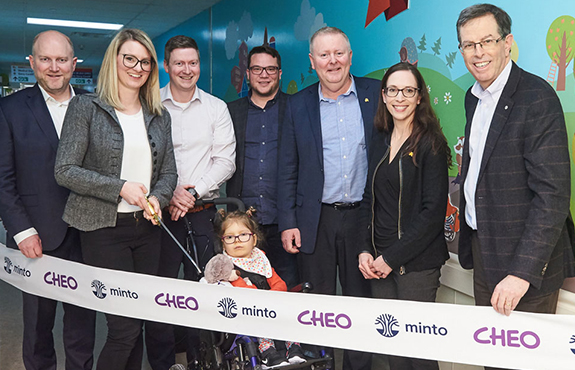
[445,51,457,68]
[431,37,442,56]
[546,15,575,91]
[418,34,427,52]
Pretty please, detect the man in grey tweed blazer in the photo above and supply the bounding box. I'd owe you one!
[457,3,575,325]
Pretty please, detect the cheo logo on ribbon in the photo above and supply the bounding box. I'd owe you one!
[4,257,31,277]
[44,271,77,290]
[473,327,540,349]
[375,313,448,338]
[298,310,352,329]
[155,292,199,311]
[570,335,575,355]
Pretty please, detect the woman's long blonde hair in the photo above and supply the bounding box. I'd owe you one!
[97,28,163,115]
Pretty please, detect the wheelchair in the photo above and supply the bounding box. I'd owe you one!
[193,322,333,370]
[179,198,333,370]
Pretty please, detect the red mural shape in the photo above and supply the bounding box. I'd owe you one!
[365,0,409,27]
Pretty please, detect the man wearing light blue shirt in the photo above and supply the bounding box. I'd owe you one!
[277,26,379,370]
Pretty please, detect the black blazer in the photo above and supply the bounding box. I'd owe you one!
[226,91,288,201]
[359,131,449,274]
[0,84,84,251]
[277,76,380,253]
[458,62,575,296]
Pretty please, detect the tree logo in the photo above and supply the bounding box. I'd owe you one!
[218,297,238,319]
[375,313,400,338]
[91,280,107,299]
[4,257,13,274]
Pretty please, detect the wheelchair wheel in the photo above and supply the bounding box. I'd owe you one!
[197,330,231,370]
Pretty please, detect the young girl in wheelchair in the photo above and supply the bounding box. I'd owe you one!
[212,208,306,369]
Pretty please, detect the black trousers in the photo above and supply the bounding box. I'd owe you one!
[261,224,299,289]
[81,215,161,370]
[371,268,441,370]
[471,232,559,370]
[145,207,217,370]
[22,227,96,370]
[298,204,372,370]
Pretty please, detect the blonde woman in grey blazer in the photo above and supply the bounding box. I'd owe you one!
[55,29,177,370]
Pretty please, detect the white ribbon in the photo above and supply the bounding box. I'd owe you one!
[1,244,574,370]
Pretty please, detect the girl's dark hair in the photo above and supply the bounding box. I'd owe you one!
[374,62,452,167]
[213,208,264,254]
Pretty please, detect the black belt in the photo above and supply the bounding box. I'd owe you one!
[117,210,145,220]
[322,202,361,210]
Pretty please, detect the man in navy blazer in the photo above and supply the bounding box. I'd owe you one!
[0,30,95,370]
[456,3,575,330]
[277,27,379,370]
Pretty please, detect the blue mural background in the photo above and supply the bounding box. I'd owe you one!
[153,0,575,215]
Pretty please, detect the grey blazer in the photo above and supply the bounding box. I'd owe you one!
[55,93,177,232]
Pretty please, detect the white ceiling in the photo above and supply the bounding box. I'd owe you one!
[0,0,221,77]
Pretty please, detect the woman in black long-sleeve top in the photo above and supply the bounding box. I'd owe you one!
[357,62,451,370]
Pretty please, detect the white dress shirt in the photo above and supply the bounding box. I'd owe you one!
[464,60,512,229]
[160,84,236,200]
[13,85,75,245]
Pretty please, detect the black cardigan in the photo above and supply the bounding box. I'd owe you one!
[358,130,450,273]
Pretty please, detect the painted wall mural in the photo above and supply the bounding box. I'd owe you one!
[152,0,575,264]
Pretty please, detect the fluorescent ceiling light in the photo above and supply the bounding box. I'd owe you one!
[26,57,84,63]
[27,17,123,31]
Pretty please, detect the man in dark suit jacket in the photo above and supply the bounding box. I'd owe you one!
[456,3,575,330]
[277,27,379,370]
[0,30,95,370]
[227,45,299,289]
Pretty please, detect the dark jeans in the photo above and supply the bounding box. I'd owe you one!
[371,268,441,370]
[22,227,96,370]
[81,215,161,370]
[261,224,299,289]
[471,232,559,370]
[145,208,216,370]
[298,204,372,370]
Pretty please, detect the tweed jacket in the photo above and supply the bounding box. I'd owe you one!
[55,93,177,232]
[226,90,288,201]
[458,62,575,297]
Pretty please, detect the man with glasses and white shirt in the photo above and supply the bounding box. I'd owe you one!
[456,3,575,337]
[145,35,235,370]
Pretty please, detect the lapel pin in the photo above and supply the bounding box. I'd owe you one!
[505,105,508,110]
[365,98,369,103]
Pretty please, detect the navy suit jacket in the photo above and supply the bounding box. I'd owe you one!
[277,76,380,253]
[0,84,82,251]
[226,91,288,201]
[458,62,575,296]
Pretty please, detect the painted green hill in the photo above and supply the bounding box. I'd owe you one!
[418,53,452,80]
